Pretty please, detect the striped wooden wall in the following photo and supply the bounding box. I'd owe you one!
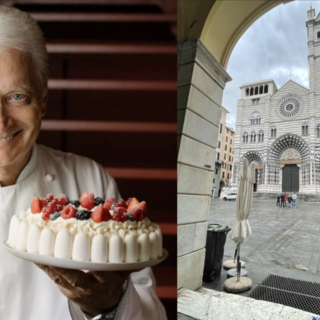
[5,0,177,317]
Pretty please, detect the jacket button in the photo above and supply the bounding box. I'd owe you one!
[46,174,53,181]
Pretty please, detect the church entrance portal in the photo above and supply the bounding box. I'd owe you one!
[282,165,299,193]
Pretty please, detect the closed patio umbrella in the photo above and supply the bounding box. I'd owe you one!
[229,158,255,281]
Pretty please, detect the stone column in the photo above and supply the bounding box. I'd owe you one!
[177,39,231,290]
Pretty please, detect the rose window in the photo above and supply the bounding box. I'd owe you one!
[277,96,303,120]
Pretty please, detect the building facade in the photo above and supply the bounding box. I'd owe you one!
[232,6,320,194]
[221,126,234,187]
[212,106,230,197]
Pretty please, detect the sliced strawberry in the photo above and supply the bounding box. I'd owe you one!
[127,197,139,210]
[31,197,42,214]
[128,201,147,215]
[91,205,112,223]
[80,193,94,210]
[61,205,76,219]
[131,208,144,221]
[103,197,116,210]
[56,194,70,206]
[40,198,48,208]
[126,198,133,206]
[80,192,89,203]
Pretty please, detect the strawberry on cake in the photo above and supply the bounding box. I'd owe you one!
[7,193,163,263]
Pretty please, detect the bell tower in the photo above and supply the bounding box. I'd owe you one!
[307,4,316,93]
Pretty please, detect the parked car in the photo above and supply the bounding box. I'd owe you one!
[223,193,237,201]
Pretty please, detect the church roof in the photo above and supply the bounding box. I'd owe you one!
[273,79,309,97]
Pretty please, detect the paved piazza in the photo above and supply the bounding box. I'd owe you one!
[209,198,320,273]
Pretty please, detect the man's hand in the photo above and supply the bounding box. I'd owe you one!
[36,264,129,317]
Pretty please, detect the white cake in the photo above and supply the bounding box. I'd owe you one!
[7,193,163,263]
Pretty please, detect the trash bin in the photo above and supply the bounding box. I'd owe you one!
[203,224,231,282]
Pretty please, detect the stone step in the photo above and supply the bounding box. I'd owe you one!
[178,287,318,320]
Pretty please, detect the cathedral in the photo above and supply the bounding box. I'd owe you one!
[232,6,320,194]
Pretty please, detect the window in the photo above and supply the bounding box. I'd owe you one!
[229,155,231,161]
[222,172,225,178]
[262,133,264,142]
[264,84,268,93]
[318,31,320,38]
[317,127,320,137]
[217,153,220,160]
[225,145,227,151]
[250,87,254,95]
[246,135,248,143]
[215,168,218,174]
[213,178,215,183]
[219,123,223,133]
[229,147,232,152]
[245,88,249,96]
[226,136,228,142]
[227,173,230,179]
[227,129,229,133]
[224,154,226,160]
[255,86,259,95]
[230,165,232,171]
[243,135,245,143]
[271,128,277,138]
[218,141,221,148]
[302,125,309,136]
[230,139,232,144]
[252,98,260,105]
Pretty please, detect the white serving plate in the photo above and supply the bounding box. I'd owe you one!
[3,239,168,271]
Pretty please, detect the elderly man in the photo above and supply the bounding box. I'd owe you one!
[0,6,166,320]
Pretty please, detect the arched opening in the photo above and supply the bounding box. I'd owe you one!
[259,85,263,94]
[264,84,268,93]
[255,86,259,95]
[246,88,249,96]
[250,87,254,95]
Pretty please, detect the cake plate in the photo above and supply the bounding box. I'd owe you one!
[3,240,168,271]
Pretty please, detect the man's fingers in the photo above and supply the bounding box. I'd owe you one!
[50,267,89,288]
[35,264,74,290]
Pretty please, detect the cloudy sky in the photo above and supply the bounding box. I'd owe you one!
[223,1,315,129]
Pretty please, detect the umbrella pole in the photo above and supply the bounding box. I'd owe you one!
[233,247,238,263]
[237,243,241,282]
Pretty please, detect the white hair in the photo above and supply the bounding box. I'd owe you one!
[0,5,48,95]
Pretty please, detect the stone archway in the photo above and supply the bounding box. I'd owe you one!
[178,0,289,68]
[269,133,310,164]
[243,150,263,167]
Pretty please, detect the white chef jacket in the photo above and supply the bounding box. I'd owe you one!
[0,143,167,320]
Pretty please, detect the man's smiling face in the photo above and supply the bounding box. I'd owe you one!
[0,49,46,168]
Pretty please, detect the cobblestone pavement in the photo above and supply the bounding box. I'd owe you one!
[209,198,320,273]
